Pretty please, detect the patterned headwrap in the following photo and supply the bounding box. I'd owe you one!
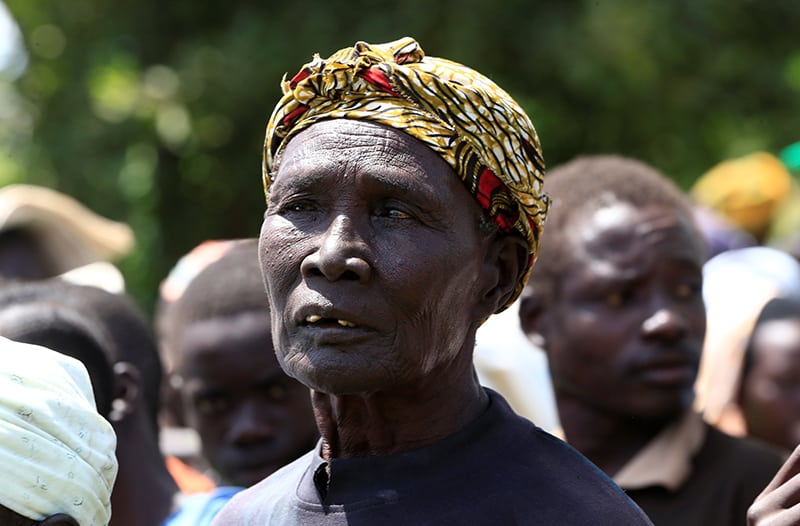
[0,337,118,525]
[263,37,548,307]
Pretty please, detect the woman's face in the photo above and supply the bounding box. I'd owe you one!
[259,119,493,395]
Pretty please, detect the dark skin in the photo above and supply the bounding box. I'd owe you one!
[176,311,318,487]
[0,508,78,526]
[0,229,55,280]
[521,202,706,475]
[747,444,800,525]
[259,119,526,460]
[0,307,178,526]
[740,318,800,452]
[107,359,181,526]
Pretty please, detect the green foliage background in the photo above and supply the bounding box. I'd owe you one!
[2,0,799,314]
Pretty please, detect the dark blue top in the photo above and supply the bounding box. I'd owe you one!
[211,389,653,525]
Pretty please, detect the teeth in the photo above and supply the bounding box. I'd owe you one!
[304,315,357,328]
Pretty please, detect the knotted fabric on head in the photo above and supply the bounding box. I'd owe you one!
[0,337,118,526]
[264,37,549,308]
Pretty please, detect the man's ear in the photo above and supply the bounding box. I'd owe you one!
[38,513,79,526]
[475,233,529,320]
[108,361,141,423]
[160,371,187,428]
[518,286,548,350]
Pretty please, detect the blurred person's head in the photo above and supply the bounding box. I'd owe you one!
[520,155,706,426]
[691,152,792,244]
[739,297,800,452]
[692,205,757,260]
[161,239,317,487]
[155,239,239,431]
[697,246,800,435]
[0,299,116,417]
[0,279,180,526]
[0,227,57,280]
[0,337,117,526]
[0,184,134,283]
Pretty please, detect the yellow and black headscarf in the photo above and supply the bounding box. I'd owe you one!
[264,37,548,307]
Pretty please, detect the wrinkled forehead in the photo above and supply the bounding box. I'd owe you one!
[271,119,468,205]
[275,119,450,177]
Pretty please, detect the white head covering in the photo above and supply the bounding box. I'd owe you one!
[0,337,118,525]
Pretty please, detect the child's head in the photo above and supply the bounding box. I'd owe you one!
[161,238,318,487]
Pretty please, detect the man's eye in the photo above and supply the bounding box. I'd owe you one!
[266,383,288,401]
[194,394,230,415]
[674,282,701,300]
[605,289,634,308]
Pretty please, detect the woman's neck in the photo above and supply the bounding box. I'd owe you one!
[314,363,487,460]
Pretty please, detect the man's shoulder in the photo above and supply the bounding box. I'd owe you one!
[700,423,785,477]
[702,423,785,463]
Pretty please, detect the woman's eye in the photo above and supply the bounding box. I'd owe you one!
[385,208,411,219]
[285,200,315,212]
[376,205,413,220]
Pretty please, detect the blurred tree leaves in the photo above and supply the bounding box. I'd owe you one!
[1,0,798,313]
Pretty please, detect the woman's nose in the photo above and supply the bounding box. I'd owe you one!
[300,214,371,283]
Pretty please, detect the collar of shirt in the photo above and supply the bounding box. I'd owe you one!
[613,410,707,492]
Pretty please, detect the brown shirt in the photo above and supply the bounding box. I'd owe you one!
[616,411,784,526]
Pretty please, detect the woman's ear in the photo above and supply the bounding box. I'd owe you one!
[38,513,79,526]
[108,361,141,423]
[475,233,529,320]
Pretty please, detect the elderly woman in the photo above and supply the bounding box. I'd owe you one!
[211,38,651,525]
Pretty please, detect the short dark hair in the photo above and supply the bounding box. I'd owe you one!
[0,299,115,416]
[527,155,703,300]
[0,280,163,431]
[162,239,268,366]
[65,284,164,431]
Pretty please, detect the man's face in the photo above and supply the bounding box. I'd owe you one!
[541,202,706,420]
[177,311,317,487]
[741,318,800,451]
[259,119,491,395]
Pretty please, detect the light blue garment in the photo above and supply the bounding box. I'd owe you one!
[163,486,243,526]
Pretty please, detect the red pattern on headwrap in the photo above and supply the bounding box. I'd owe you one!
[358,67,400,96]
[263,37,549,309]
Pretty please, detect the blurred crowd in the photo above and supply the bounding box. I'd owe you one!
[1,37,800,526]
[1,142,799,524]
